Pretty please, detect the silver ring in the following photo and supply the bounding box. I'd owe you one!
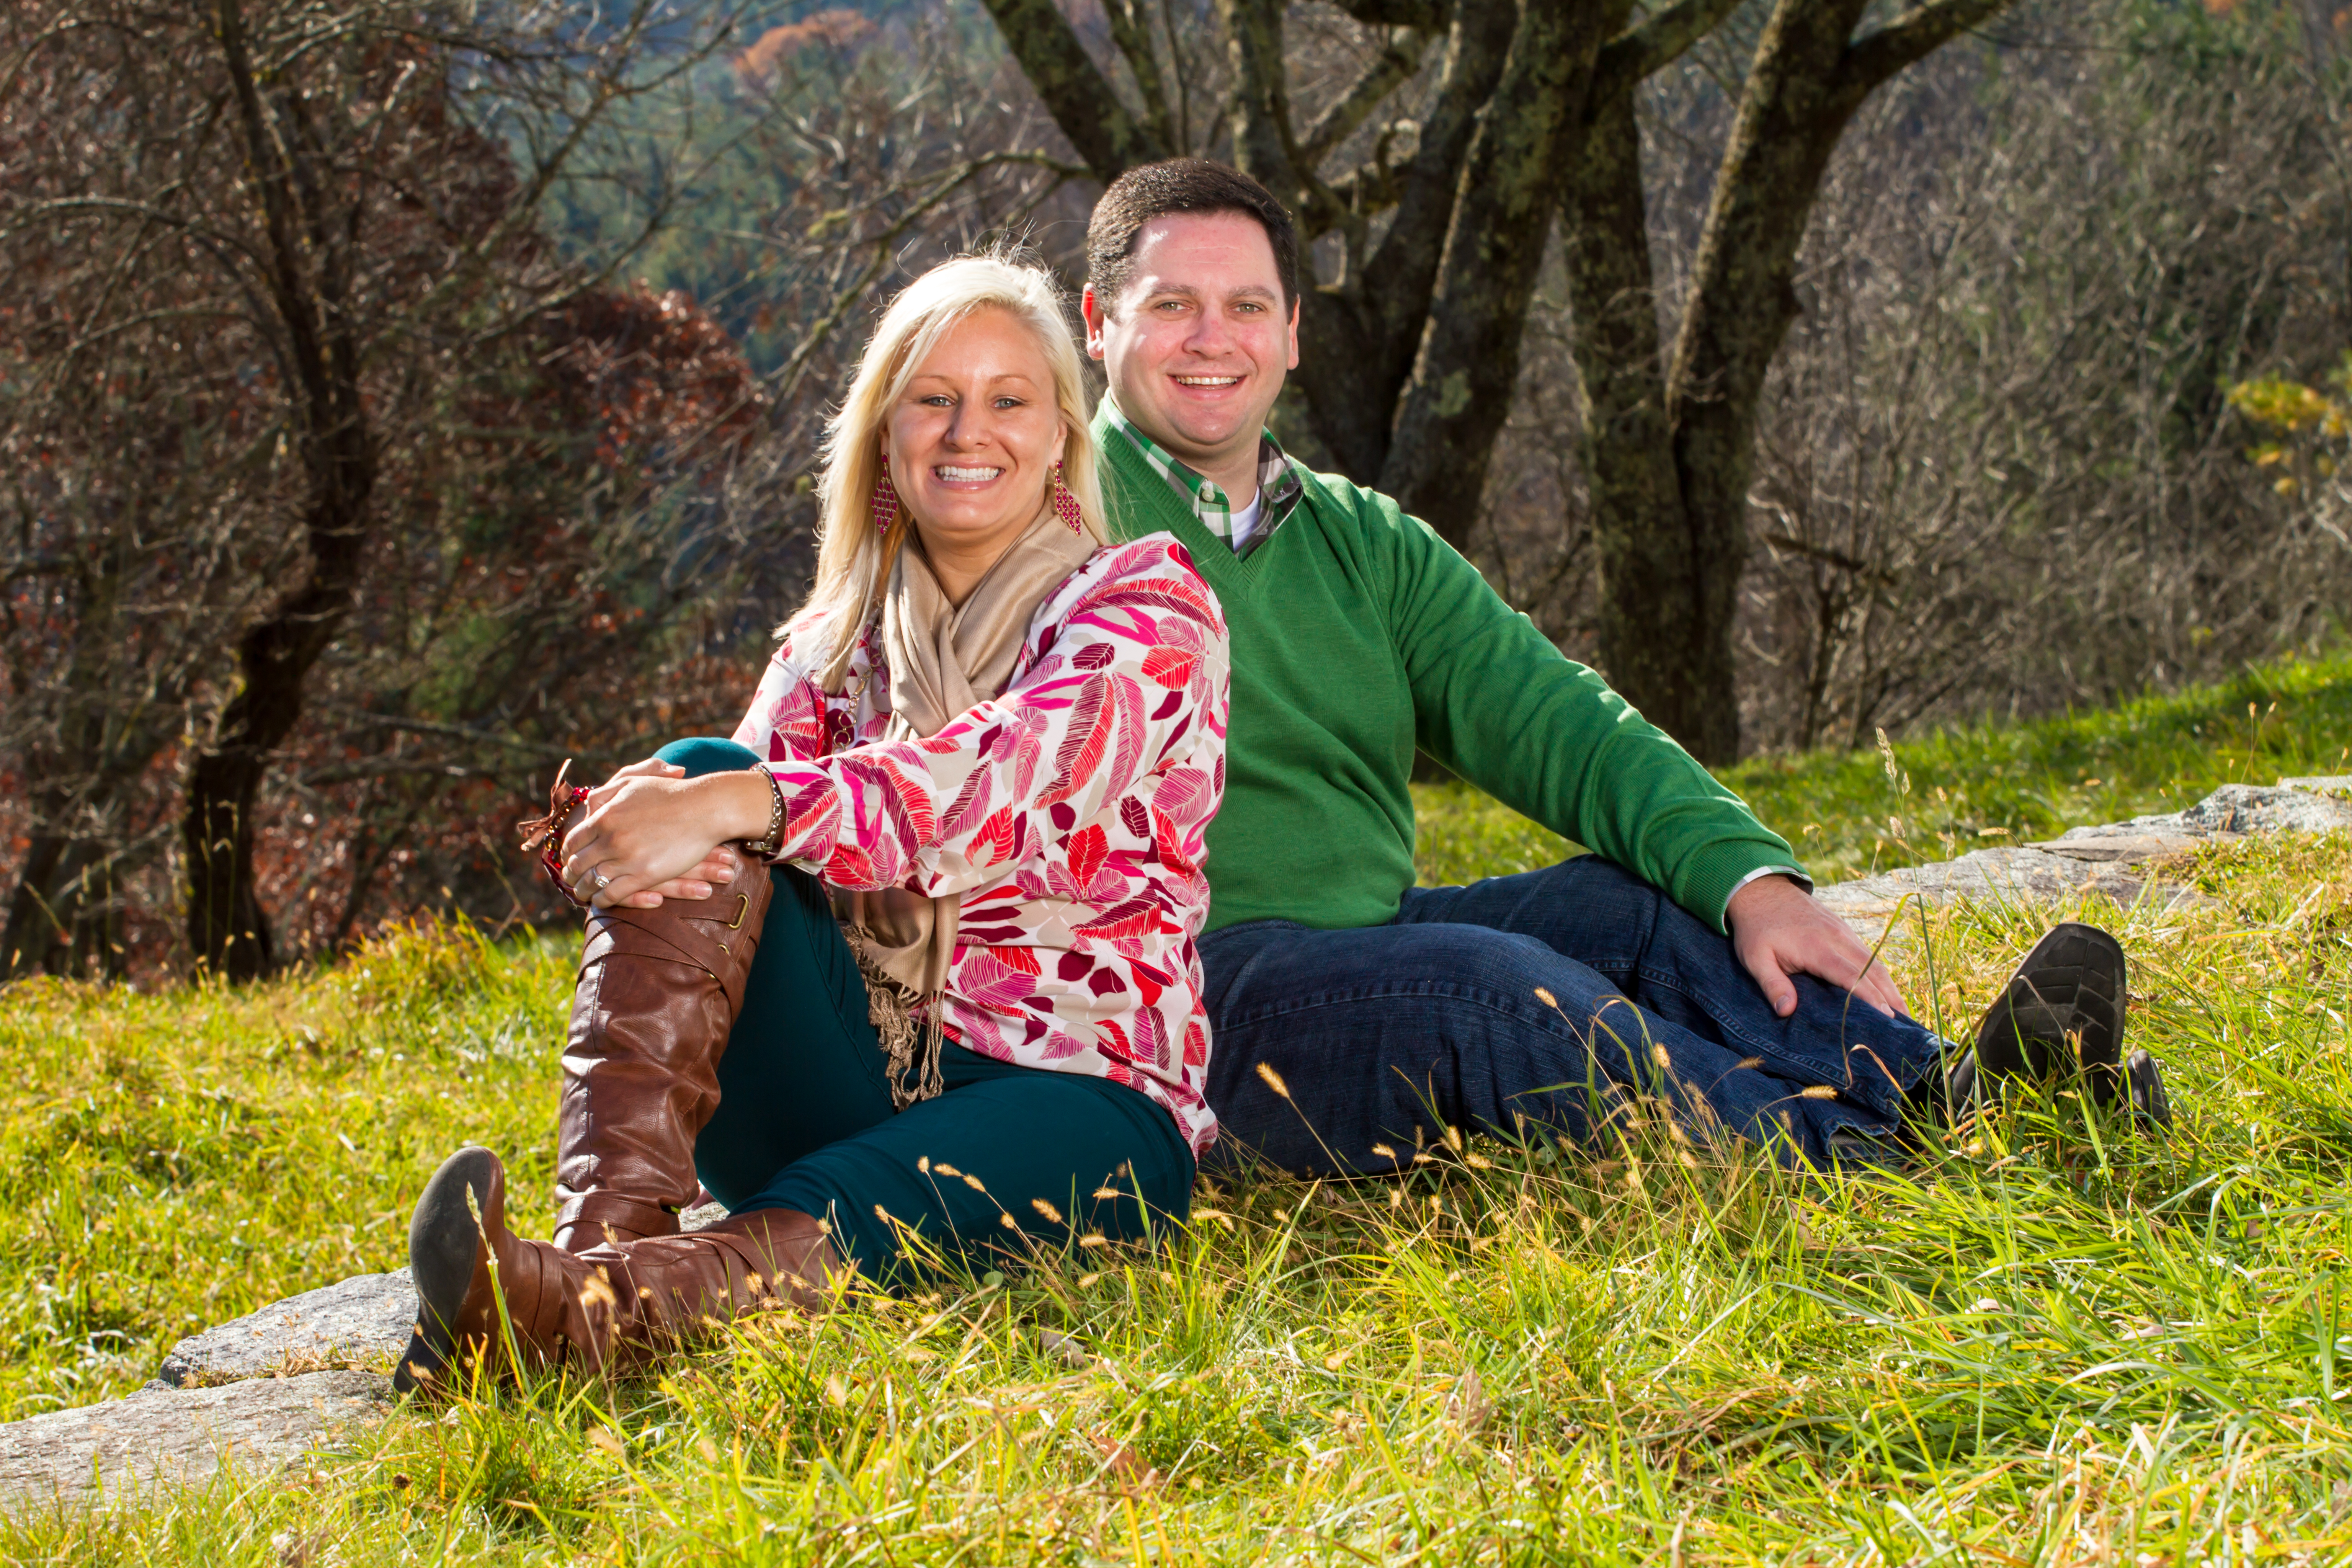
[592,869,612,892]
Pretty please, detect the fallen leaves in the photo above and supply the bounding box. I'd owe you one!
[1446,1366,1493,1436]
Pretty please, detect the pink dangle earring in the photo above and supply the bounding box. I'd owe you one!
[870,462,899,536]
[1052,460,1083,534]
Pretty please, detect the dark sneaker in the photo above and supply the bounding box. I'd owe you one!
[2125,1048,2171,1134]
[1973,922,2128,1107]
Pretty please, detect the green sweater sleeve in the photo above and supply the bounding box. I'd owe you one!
[1369,487,1802,933]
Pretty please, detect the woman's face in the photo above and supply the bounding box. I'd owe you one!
[882,306,1067,564]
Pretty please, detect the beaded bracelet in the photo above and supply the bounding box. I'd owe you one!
[743,760,785,859]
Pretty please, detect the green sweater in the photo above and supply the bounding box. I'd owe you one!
[1096,411,1802,936]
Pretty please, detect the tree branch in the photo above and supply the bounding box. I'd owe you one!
[1299,27,1431,168]
[1102,0,1179,154]
[1217,0,1309,209]
[1315,119,1421,228]
[1327,0,1446,26]
[774,150,1084,402]
[975,0,1167,182]
[1839,0,2013,97]
[1593,0,1744,97]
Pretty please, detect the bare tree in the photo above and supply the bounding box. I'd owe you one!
[1501,0,2352,752]
[983,0,2015,760]
[0,0,761,978]
[1549,0,2012,761]
[1730,0,2352,748]
[3,1,1112,980]
[982,0,1733,548]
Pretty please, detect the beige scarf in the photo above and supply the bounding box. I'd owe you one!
[835,504,1096,1104]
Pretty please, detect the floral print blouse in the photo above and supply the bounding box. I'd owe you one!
[731,534,1230,1155]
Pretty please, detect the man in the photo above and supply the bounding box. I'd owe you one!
[1078,158,2169,1173]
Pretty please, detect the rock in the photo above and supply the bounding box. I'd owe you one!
[2278,774,2352,797]
[156,1270,414,1388]
[0,1370,391,1513]
[2177,783,2352,835]
[1814,846,2211,938]
[2029,831,2216,864]
[680,1202,727,1232]
[1815,783,2352,939]
[2031,784,2352,863]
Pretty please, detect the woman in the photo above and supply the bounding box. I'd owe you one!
[394,253,1229,1391]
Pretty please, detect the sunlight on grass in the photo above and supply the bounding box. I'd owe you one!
[4,657,2352,1559]
[0,925,572,1420]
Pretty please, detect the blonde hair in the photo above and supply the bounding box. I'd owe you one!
[789,252,1107,690]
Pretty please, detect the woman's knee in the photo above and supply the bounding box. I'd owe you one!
[655,736,761,779]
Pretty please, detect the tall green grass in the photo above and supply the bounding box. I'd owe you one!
[2,655,2350,1560]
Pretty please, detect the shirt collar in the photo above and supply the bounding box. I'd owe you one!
[1102,398,1302,555]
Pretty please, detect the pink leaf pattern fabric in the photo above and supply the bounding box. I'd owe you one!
[732,534,1230,1155]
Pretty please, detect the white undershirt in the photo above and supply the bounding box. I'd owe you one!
[1227,490,1266,552]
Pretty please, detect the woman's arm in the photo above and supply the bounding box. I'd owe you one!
[557,762,774,909]
[768,540,1226,898]
[558,629,840,909]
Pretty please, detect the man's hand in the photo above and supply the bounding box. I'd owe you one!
[1725,874,1908,1020]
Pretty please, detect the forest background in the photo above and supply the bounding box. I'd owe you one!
[5,0,2350,986]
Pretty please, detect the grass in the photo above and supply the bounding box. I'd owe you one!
[1413,647,2352,888]
[2,655,2351,1561]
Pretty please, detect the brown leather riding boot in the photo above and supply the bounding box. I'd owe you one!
[395,1146,840,1393]
[551,842,774,1253]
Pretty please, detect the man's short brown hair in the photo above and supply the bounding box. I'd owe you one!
[1086,158,1300,316]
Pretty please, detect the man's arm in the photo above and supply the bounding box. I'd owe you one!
[1370,493,1910,1014]
[1373,492,1793,932]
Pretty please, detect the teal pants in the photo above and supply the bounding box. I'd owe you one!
[658,738,1194,1285]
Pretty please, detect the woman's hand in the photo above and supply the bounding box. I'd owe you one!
[558,760,771,910]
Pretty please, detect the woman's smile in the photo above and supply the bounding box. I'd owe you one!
[882,305,1068,601]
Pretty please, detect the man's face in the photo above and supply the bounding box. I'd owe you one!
[1083,211,1300,477]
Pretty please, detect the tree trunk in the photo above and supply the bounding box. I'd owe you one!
[1378,0,1611,545]
[1293,0,1517,481]
[992,0,1571,547]
[6,836,80,978]
[1637,0,2016,761]
[181,462,373,976]
[1656,0,1872,762]
[1563,78,1722,747]
[3,535,188,979]
[182,0,377,977]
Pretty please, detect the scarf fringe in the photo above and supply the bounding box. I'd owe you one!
[840,922,944,1110]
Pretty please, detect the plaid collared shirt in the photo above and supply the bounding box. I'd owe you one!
[1103,400,1303,557]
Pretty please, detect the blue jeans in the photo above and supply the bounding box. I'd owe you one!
[1197,857,1945,1173]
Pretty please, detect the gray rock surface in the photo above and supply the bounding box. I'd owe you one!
[680,1201,727,1232]
[2098,782,2352,838]
[2278,774,2352,797]
[2198,782,2352,831]
[0,1371,390,1513]
[156,1269,415,1388]
[1813,846,2209,936]
[1811,781,2352,936]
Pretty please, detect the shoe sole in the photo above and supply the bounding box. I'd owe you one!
[394,1145,498,1395]
[1975,922,2128,1103]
